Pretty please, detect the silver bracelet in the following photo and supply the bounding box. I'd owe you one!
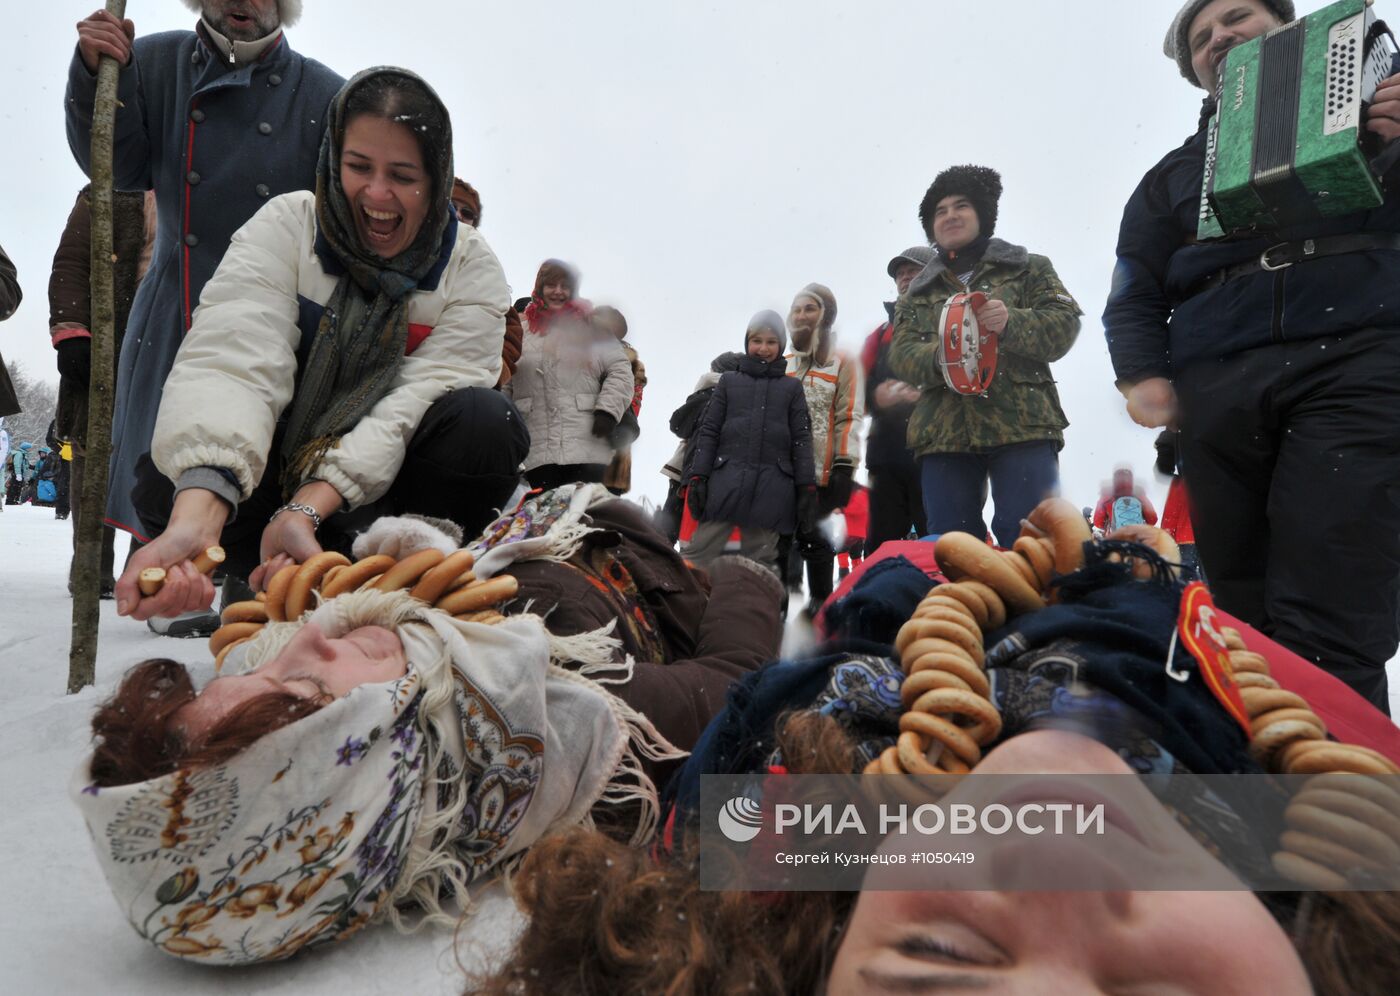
[272,502,323,530]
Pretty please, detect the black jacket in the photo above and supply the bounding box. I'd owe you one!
[863,301,918,471]
[688,355,816,533]
[1104,68,1400,384]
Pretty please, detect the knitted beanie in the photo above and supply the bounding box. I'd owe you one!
[1163,0,1294,87]
[745,310,788,354]
[886,245,935,279]
[179,0,303,28]
[918,165,1003,242]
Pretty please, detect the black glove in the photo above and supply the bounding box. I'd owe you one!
[797,485,818,533]
[56,337,91,388]
[687,476,708,518]
[1154,429,1179,478]
[825,464,855,509]
[591,410,618,438]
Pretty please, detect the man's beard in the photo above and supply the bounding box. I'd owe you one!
[204,2,280,42]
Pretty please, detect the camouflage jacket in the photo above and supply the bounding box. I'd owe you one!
[889,238,1081,456]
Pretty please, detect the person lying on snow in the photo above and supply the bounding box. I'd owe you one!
[472,503,1400,996]
[74,484,783,964]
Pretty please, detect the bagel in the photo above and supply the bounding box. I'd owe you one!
[899,667,975,705]
[923,584,989,629]
[322,565,346,590]
[285,552,352,619]
[905,627,985,668]
[958,581,1007,630]
[1272,849,1352,891]
[896,730,946,774]
[455,609,506,624]
[1250,719,1323,761]
[1252,708,1327,738]
[263,564,301,622]
[192,546,227,576]
[899,712,983,768]
[1286,804,1400,866]
[1281,829,1387,874]
[1290,788,1400,847]
[1013,536,1056,588]
[908,687,1003,744]
[1227,651,1271,675]
[138,568,166,597]
[214,637,253,675]
[1300,773,1400,820]
[435,575,519,615]
[1232,672,1280,690]
[1241,687,1311,713]
[1025,498,1091,575]
[209,621,262,657]
[1005,549,1042,591]
[410,550,479,605]
[372,548,447,593]
[220,600,269,625]
[320,555,396,599]
[899,617,984,661]
[1280,740,1398,777]
[904,654,990,701]
[934,533,1041,616]
[1220,626,1249,651]
[903,605,982,645]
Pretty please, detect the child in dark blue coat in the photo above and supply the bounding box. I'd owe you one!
[685,311,816,575]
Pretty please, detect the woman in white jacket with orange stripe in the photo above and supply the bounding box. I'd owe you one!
[114,69,528,622]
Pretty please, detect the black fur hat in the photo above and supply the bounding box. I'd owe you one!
[919,165,1003,242]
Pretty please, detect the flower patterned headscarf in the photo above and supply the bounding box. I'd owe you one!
[73,589,654,964]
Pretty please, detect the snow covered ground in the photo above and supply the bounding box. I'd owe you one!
[0,505,521,994]
[3,503,1398,993]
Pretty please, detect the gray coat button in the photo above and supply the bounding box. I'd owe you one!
[269,74,282,85]
[256,184,271,198]
[258,122,273,135]
[184,233,199,247]
[190,108,206,123]
[186,171,200,185]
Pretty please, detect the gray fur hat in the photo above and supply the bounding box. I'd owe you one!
[180,0,303,28]
[886,245,935,279]
[1164,0,1294,87]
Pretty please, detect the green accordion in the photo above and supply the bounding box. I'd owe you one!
[1199,0,1397,239]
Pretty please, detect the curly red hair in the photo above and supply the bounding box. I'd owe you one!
[88,659,326,787]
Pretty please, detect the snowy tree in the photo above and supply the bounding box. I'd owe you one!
[3,360,58,446]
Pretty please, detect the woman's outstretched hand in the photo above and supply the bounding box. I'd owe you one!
[251,482,343,590]
[115,489,228,619]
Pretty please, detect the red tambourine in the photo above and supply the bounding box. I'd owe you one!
[938,291,998,396]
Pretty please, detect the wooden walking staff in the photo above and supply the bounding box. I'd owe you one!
[67,0,128,694]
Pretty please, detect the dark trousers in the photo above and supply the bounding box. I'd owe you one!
[780,483,843,609]
[69,453,116,588]
[1176,328,1400,714]
[526,463,607,491]
[54,460,71,516]
[919,440,1060,548]
[134,387,530,581]
[867,459,927,550]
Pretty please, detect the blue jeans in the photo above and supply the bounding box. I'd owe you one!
[919,441,1060,547]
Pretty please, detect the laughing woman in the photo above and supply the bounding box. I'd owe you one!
[115,68,529,621]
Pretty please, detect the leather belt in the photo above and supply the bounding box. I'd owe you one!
[1181,233,1400,301]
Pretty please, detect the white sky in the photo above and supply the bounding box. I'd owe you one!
[1,1,1216,515]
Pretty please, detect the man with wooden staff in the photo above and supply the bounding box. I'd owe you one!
[66,1,342,634]
[1104,0,1400,712]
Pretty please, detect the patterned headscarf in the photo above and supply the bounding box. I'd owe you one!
[279,67,456,496]
[73,590,669,964]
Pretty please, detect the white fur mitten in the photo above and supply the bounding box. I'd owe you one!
[351,515,461,560]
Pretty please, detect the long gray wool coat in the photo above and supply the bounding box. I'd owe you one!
[66,27,342,536]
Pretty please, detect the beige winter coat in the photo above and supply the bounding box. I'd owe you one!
[506,325,634,471]
[785,339,865,487]
[153,192,509,508]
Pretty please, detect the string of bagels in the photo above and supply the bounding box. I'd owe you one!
[865,498,1400,890]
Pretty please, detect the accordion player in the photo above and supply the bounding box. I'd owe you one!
[1199,0,1399,238]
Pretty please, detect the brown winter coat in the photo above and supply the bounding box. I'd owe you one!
[500,500,783,776]
[47,187,155,448]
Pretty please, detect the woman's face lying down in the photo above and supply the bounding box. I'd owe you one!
[176,624,407,739]
[826,731,1311,994]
